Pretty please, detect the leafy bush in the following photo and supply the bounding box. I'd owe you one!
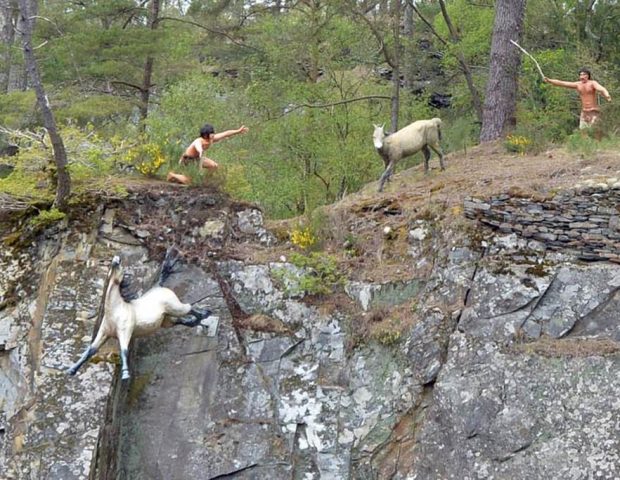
[274,251,343,297]
[29,208,66,229]
[289,226,318,250]
[0,125,126,201]
[0,91,37,129]
[371,327,402,346]
[123,141,166,177]
[505,134,532,155]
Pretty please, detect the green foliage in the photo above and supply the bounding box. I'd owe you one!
[0,91,37,129]
[274,251,343,297]
[371,326,402,347]
[0,167,50,200]
[123,140,166,177]
[29,208,66,229]
[290,226,318,251]
[430,0,493,112]
[54,90,135,130]
[441,115,479,154]
[564,132,620,158]
[505,134,532,155]
[291,251,343,294]
[0,125,125,202]
[433,0,494,68]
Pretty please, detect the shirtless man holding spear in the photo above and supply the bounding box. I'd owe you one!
[543,69,612,130]
[510,40,612,131]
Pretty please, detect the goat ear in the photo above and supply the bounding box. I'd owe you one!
[381,123,385,129]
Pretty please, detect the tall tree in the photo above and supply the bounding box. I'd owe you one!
[1,0,27,92]
[402,0,414,91]
[354,0,402,131]
[139,0,161,126]
[389,0,401,131]
[17,0,70,210]
[479,0,527,142]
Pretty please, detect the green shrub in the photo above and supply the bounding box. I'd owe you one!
[371,327,402,346]
[29,208,66,229]
[123,141,166,177]
[505,134,532,155]
[274,251,343,297]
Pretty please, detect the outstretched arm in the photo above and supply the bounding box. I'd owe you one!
[213,126,249,142]
[543,77,579,89]
[593,81,612,102]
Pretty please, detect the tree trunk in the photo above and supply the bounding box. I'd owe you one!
[402,0,414,91]
[139,0,161,126]
[479,0,527,143]
[389,0,401,132]
[0,0,16,92]
[1,0,28,92]
[18,0,70,210]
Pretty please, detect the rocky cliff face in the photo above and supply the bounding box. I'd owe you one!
[0,181,619,479]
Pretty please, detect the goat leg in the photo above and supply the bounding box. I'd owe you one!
[120,348,130,380]
[117,330,132,380]
[67,329,109,376]
[422,146,431,173]
[66,345,98,376]
[378,162,395,192]
[174,307,212,327]
[430,144,445,171]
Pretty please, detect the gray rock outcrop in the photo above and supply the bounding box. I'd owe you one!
[1,185,619,479]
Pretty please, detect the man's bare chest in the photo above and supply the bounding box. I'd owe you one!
[577,83,596,95]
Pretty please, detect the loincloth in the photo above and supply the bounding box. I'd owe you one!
[179,154,199,165]
[579,110,601,129]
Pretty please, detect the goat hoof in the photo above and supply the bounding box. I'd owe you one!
[66,367,76,376]
[193,307,212,319]
[121,370,131,380]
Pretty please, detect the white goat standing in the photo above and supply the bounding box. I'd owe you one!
[373,118,445,192]
[67,247,211,380]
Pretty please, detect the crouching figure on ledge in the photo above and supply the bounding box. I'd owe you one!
[67,247,211,380]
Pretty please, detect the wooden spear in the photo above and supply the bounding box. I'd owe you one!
[510,39,545,80]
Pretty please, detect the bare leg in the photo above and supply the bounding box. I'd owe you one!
[201,157,219,169]
[67,329,109,376]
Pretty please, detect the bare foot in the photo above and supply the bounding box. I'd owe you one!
[167,172,191,185]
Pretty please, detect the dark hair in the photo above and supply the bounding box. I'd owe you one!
[200,124,215,138]
[578,68,591,79]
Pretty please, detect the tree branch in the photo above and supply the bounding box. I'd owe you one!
[410,2,447,45]
[283,95,390,114]
[158,16,263,53]
[351,10,395,67]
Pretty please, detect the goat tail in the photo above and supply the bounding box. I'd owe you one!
[158,245,181,286]
[433,117,443,141]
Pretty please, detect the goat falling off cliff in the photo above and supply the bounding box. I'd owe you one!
[373,118,445,192]
[67,247,211,380]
